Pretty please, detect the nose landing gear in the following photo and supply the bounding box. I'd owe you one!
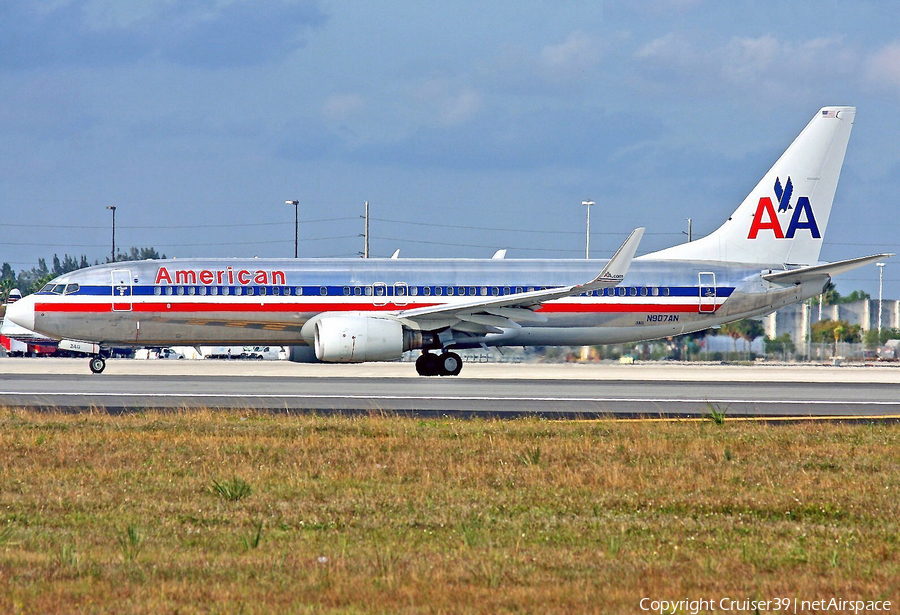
[415,351,463,376]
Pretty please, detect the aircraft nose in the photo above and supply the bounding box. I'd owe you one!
[5,294,35,331]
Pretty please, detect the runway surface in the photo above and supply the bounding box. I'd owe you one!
[2,358,898,417]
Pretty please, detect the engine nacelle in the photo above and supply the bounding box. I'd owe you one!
[314,315,413,363]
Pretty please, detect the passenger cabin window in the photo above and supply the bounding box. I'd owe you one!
[320,286,328,296]
[343,287,351,296]
[154,287,161,296]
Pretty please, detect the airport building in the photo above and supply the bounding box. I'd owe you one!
[763,298,900,342]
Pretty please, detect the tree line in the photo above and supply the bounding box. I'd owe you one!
[1,247,165,301]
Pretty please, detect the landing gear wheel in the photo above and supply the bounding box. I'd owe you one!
[415,352,441,376]
[89,356,106,374]
[438,352,463,376]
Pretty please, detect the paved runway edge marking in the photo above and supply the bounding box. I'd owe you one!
[566,415,900,423]
[1,404,898,423]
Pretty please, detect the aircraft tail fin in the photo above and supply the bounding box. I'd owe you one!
[643,106,855,266]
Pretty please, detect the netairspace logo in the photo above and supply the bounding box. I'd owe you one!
[640,597,892,614]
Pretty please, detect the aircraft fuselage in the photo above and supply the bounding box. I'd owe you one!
[20,257,819,348]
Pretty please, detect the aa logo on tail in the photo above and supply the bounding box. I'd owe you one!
[748,176,821,240]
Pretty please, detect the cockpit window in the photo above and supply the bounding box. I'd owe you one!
[64,283,80,295]
[50,284,65,295]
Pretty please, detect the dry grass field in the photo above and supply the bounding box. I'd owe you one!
[0,409,897,614]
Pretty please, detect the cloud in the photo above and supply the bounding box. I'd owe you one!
[343,106,663,172]
[626,0,706,15]
[865,41,900,92]
[321,94,365,122]
[536,31,601,81]
[474,31,607,96]
[635,32,703,71]
[0,0,327,70]
[635,33,857,100]
[413,79,484,127]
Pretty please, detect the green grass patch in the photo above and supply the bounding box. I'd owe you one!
[209,476,253,501]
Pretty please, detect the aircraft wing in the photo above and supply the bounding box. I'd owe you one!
[395,228,644,331]
[763,253,893,285]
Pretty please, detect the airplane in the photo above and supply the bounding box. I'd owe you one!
[5,106,892,376]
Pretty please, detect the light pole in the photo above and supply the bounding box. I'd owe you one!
[582,200,594,259]
[683,218,692,242]
[877,262,885,341]
[105,206,116,262]
[285,200,299,258]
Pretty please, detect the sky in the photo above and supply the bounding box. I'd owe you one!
[1,0,899,299]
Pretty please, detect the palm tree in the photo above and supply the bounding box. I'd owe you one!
[719,321,743,358]
[739,319,765,358]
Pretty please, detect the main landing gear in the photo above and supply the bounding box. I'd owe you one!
[415,351,463,377]
[89,355,107,374]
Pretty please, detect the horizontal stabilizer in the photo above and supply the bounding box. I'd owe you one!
[763,254,893,285]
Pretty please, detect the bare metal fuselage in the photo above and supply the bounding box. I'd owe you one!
[25,257,823,349]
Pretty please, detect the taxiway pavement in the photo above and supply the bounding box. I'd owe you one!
[1,359,898,418]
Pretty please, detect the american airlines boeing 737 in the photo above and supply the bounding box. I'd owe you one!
[6,106,891,376]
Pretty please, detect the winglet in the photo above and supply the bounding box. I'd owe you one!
[581,227,644,291]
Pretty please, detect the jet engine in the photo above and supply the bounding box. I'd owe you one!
[313,315,430,362]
